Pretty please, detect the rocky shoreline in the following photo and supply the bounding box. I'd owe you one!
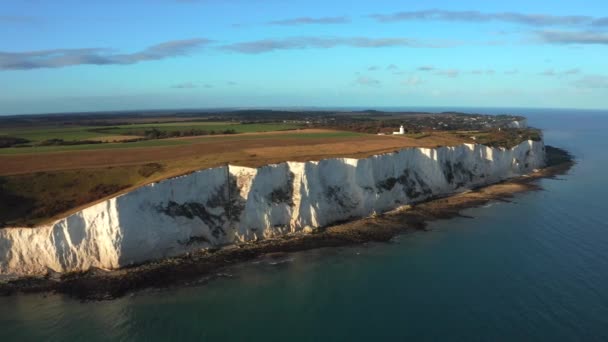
[0,146,573,301]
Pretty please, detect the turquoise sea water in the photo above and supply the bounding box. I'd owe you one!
[1,109,608,341]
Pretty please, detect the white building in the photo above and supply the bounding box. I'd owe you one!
[393,125,405,135]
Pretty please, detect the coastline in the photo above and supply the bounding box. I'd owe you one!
[0,146,574,300]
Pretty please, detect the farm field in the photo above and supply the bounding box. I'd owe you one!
[97,121,297,134]
[0,121,300,154]
[0,129,468,175]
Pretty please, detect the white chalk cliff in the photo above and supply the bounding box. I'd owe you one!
[508,118,528,129]
[0,140,545,277]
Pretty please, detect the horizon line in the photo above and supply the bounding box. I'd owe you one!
[1,105,606,117]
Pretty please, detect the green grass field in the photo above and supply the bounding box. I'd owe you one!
[0,122,303,154]
[1,122,300,142]
[97,122,299,135]
[0,126,111,143]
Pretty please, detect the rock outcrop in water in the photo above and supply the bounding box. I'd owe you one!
[0,140,545,276]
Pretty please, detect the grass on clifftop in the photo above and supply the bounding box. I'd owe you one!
[454,128,542,148]
[0,122,301,155]
[0,164,167,227]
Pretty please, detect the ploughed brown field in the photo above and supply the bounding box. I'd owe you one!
[0,129,468,228]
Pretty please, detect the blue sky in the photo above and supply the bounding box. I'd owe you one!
[1,0,607,114]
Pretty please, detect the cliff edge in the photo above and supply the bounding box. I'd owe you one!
[0,140,545,277]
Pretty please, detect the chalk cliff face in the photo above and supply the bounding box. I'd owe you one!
[508,119,528,129]
[0,140,545,276]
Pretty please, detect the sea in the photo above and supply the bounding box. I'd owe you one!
[1,108,607,341]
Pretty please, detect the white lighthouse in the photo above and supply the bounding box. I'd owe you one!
[393,125,405,135]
